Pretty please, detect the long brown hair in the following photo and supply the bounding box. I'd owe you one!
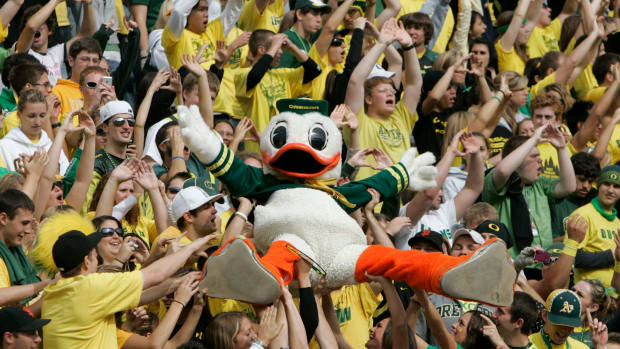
[89,173,139,226]
[205,312,246,349]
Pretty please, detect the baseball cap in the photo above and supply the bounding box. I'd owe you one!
[52,230,103,273]
[183,175,221,195]
[451,228,485,246]
[294,0,331,12]
[276,98,329,116]
[367,64,395,80]
[0,307,50,334]
[408,230,446,253]
[599,165,620,186]
[99,100,134,125]
[545,289,581,327]
[475,220,513,248]
[170,186,223,222]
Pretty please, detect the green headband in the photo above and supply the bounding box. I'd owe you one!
[497,19,526,35]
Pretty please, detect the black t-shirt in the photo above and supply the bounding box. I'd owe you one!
[488,125,513,158]
[413,109,452,160]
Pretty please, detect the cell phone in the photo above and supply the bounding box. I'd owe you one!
[102,76,113,86]
[13,158,23,172]
[534,250,551,264]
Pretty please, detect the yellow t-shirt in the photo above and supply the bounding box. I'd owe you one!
[529,73,557,101]
[161,18,225,70]
[238,0,283,33]
[527,19,561,58]
[0,110,19,138]
[0,258,10,288]
[530,331,589,349]
[584,86,606,103]
[213,27,250,119]
[234,65,304,153]
[397,1,454,53]
[0,17,8,43]
[538,142,559,179]
[42,271,143,349]
[349,100,418,181]
[52,79,83,123]
[567,203,620,287]
[607,125,620,165]
[495,40,525,75]
[302,45,343,100]
[117,328,133,348]
[574,65,598,101]
[208,297,255,317]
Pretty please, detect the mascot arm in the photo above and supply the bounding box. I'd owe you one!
[335,162,410,214]
[206,145,268,197]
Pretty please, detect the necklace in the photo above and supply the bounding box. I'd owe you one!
[541,328,569,349]
[103,149,120,167]
[290,27,311,53]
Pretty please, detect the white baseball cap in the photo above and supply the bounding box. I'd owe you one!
[169,187,223,222]
[451,228,485,247]
[99,100,134,125]
[367,64,395,80]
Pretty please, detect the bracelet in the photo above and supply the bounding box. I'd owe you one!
[51,122,61,129]
[114,258,127,265]
[171,155,185,161]
[234,211,248,222]
[562,238,579,257]
[615,262,620,273]
[497,90,505,98]
[493,96,502,103]
[172,299,186,307]
[402,44,415,51]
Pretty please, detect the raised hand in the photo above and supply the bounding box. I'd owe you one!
[46,94,61,123]
[587,310,608,349]
[343,105,358,130]
[134,161,159,191]
[347,148,375,168]
[480,314,506,347]
[150,70,172,91]
[447,130,467,157]
[213,40,231,68]
[566,214,588,243]
[330,104,347,129]
[364,188,382,212]
[230,32,251,51]
[545,124,567,149]
[160,68,183,95]
[385,216,412,236]
[460,132,480,155]
[257,306,283,346]
[23,148,48,177]
[394,20,413,47]
[370,147,393,170]
[174,273,200,306]
[111,158,139,182]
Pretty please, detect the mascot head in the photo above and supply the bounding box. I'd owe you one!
[260,99,342,180]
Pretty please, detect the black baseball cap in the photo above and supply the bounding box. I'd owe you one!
[408,230,446,253]
[52,230,103,272]
[476,220,513,248]
[0,307,50,334]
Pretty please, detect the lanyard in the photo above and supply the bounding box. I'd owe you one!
[103,149,120,167]
[541,329,569,349]
[290,28,311,53]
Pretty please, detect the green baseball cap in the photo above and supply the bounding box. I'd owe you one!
[294,0,331,12]
[183,175,221,197]
[276,98,328,116]
[545,289,581,327]
[599,165,620,186]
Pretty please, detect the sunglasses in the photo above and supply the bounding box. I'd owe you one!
[84,81,99,89]
[112,117,136,127]
[331,37,345,47]
[99,227,124,237]
[167,186,181,194]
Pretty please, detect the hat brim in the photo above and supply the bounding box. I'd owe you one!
[17,318,51,332]
[407,236,444,253]
[87,231,104,250]
[547,312,581,327]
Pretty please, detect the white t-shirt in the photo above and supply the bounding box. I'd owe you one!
[395,200,458,250]
[29,44,65,86]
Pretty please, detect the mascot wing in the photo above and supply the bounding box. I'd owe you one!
[177,105,222,164]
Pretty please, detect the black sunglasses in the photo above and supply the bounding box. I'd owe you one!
[331,37,345,47]
[112,117,136,127]
[167,186,181,194]
[99,227,124,237]
[85,81,98,89]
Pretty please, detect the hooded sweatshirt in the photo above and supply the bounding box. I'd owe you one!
[443,166,468,201]
[0,127,69,174]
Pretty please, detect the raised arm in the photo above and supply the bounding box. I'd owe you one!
[414,288,458,349]
[16,0,63,53]
[492,125,544,190]
[557,0,578,23]
[130,3,149,57]
[364,189,396,247]
[546,125,576,198]
[134,161,169,235]
[451,0,472,55]
[468,74,512,137]
[167,0,199,40]
[0,0,23,29]
[95,159,139,217]
[592,107,620,165]
[454,134,485,219]
[182,51,214,128]
[422,54,470,116]
[498,0,532,52]
[394,22,422,112]
[564,21,604,86]
[345,21,395,115]
[366,275,411,349]
[315,0,354,57]
[65,114,96,211]
[65,0,96,56]
[375,0,401,30]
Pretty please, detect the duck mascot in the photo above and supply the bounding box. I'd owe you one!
[178,99,516,306]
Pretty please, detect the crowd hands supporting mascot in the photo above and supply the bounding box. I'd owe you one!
[1,0,620,348]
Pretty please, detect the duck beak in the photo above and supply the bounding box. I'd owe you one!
[262,143,340,178]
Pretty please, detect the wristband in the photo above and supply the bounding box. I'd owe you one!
[234,211,248,222]
[172,299,186,307]
[562,238,579,257]
[493,96,502,103]
[402,44,415,51]
[615,263,620,273]
[51,122,62,129]
[171,155,185,161]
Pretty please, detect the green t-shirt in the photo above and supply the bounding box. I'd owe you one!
[550,195,588,239]
[131,0,165,31]
[277,28,320,68]
[482,168,558,258]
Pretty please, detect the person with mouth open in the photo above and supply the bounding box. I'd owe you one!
[482,124,576,260]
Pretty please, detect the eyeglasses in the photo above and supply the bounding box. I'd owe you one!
[167,186,181,194]
[374,87,397,95]
[331,37,345,47]
[112,117,136,127]
[99,227,124,237]
[84,81,99,89]
[31,81,52,88]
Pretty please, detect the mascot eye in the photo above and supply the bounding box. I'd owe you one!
[309,125,327,150]
[271,124,287,148]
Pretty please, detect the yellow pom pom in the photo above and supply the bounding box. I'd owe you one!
[31,211,95,277]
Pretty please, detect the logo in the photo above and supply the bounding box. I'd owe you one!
[488,223,500,232]
[559,301,574,313]
[611,173,618,180]
[421,230,430,236]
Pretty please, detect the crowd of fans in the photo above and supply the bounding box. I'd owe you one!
[0,0,619,348]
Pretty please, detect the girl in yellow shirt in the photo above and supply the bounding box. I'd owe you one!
[494,0,541,74]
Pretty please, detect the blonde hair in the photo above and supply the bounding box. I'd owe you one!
[0,173,25,193]
[205,312,247,349]
[441,111,476,156]
[433,50,462,71]
[493,71,528,132]
[463,202,499,228]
